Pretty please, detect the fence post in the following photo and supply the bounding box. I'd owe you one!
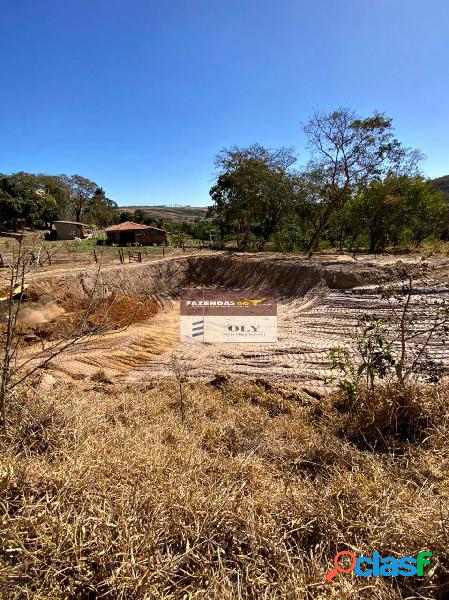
[162,246,165,258]
[93,249,98,263]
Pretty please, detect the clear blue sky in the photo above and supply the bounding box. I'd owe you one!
[1,0,448,207]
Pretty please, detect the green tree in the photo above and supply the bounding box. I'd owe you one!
[403,179,446,247]
[302,108,423,255]
[133,209,145,223]
[171,229,187,247]
[37,174,71,217]
[87,188,118,226]
[68,175,98,222]
[143,215,158,226]
[352,176,445,253]
[0,181,23,230]
[38,194,60,229]
[210,144,297,249]
[0,172,116,230]
[0,174,38,229]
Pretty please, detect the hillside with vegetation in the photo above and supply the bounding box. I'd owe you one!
[119,205,209,222]
[431,174,449,200]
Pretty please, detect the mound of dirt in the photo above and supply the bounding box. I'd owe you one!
[19,294,159,342]
[87,293,159,329]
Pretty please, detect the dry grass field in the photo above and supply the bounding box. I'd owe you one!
[1,377,449,598]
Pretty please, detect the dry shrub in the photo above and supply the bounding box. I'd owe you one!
[0,378,448,599]
[337,382,449,451]
[5,390,75,456]
[91,369,113,384]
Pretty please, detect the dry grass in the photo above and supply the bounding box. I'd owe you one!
[1,376,449,599]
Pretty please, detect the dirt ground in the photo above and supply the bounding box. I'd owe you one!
[12,250,447,391]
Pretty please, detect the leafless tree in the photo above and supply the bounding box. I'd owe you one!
[379,270,449,384]
[0,236,122,430]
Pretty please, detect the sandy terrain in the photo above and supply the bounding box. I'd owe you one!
[15,251,447,390]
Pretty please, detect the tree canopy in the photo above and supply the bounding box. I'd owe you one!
[0,172,118,230]
[210,145,299,249]
[208,108,446,254]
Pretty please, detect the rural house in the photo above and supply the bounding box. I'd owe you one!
[104,221,167,245]
[53,221,86,240]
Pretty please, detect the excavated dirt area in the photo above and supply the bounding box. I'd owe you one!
[18,252,449,389]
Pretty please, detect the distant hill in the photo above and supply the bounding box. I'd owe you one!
[431,175,449,200]
[119,205,209,222]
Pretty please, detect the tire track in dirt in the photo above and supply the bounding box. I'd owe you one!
[23,253,449,387]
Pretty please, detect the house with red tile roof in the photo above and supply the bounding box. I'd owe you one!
[104,221,167,246]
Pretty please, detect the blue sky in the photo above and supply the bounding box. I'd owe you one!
[1,0,448,206]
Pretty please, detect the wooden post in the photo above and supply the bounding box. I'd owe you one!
[93,249,98,263]
[162,246,165,258]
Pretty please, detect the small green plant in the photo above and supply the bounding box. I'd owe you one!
[326,346,360,403]
[327,272,448,401]
[170,230,188,248]
[327,319,396,401]
[357,318,396,394]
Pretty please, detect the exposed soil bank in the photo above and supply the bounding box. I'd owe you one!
[20,252,449,387]
[185,254,415,294]
[28,252,424,308]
